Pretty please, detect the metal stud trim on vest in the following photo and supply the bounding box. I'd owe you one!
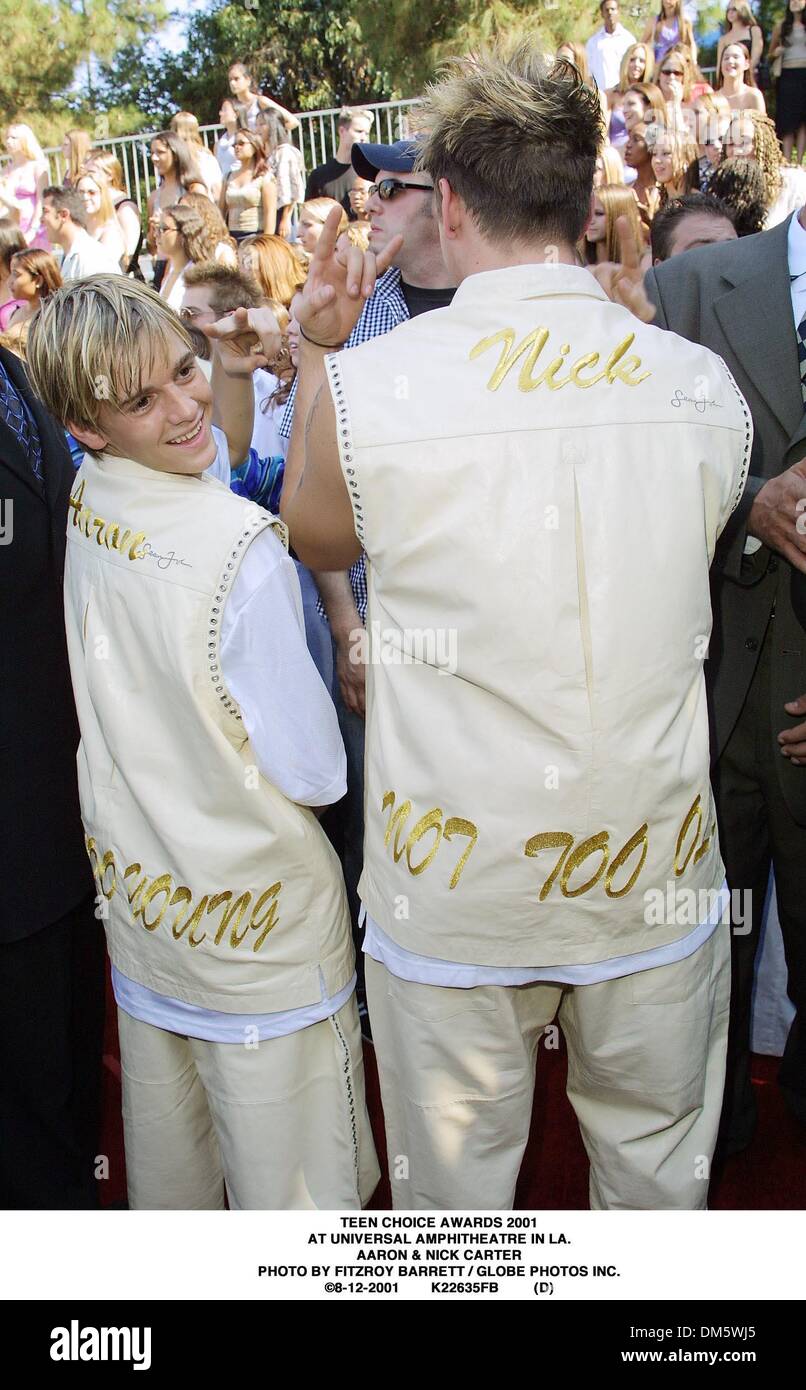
[330,1008,361,1189]
[207,511,274,721]
[717,354,752,514]
[325,353,365,544]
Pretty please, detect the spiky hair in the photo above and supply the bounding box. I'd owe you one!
[416,42,604,246]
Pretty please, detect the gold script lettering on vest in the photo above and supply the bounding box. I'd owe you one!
[68,479,149,561]
[86,843,284,954]
[470,327,652,393]
[373,793,712,906]
[380,792,479,889]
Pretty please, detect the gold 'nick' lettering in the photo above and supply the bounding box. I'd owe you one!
[469,326,651,393]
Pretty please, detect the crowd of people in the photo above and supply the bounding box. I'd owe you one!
[1,11,806,1215]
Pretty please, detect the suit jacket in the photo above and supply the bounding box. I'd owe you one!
[646,215,806,825]
[0,345,91,940]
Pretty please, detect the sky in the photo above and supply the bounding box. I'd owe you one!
[159,0,210,55]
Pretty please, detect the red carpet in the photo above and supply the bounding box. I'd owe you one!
[98,986,806,1209]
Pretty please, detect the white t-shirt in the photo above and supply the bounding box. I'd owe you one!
[251,370,285,461]
[363,891,726,989]
[59,228,123,279]
[585,23,637,91]
[112,426,350,1040]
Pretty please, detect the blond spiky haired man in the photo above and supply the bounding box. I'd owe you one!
[27,277,379,1209]
[281,44,753,1210]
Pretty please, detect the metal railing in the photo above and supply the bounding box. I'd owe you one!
[8,74,723,218]
[35,97,423,216]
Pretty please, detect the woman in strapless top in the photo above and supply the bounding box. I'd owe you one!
[221,128,277,241]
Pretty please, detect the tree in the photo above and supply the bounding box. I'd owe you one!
[0,0,167,144]
[0,0,82,116]
[99,0,392,127]
[72,0,167,104]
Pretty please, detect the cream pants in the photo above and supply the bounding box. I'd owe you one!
[118,996,380,1210]
[365,921,730,1210]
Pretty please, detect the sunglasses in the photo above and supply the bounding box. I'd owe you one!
[367,178,435,201]
[662,69,684,77]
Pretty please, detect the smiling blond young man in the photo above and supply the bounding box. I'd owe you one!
[25,277,378,1210]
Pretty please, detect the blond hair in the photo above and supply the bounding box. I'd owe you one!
[26,276,192,437]
[170,111,204,146]
[84,149,126,193]
[556,41,592,87]
[597,145,626,185]
[417,42,604,245]
[618,43,654,92]
[337,107,374,130]
[76,170,116,225]
[247,234,307,309]
[63,129,93,184]
[6,123,46,164]
[587,184,645,262]
[342,220,371,251]
[300,197,349,235]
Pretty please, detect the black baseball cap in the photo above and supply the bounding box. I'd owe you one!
[351,138,423,181]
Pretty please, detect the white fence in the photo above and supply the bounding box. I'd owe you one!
[38,98,422,216]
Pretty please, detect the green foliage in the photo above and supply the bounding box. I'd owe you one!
[2,0,763,149]
[0,0,83,116]
[0,0,165,143]
[99,0,393,127]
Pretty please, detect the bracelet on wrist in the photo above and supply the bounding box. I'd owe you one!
[299,324,343,350]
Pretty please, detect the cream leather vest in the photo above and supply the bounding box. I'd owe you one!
[327,264,752,967]
[64,453,352,1011]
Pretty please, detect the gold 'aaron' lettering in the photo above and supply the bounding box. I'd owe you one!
[68,479,148,561]
[469,327,651,393]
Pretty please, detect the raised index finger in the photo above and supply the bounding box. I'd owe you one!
[311,204,348,266]
[615,213,641,275]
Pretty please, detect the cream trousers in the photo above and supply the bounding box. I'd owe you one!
[365,921,731,1210]
[118,996,380,1210]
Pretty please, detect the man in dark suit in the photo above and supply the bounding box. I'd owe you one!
[645,210,806,1150]
[0,342,105,1207]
